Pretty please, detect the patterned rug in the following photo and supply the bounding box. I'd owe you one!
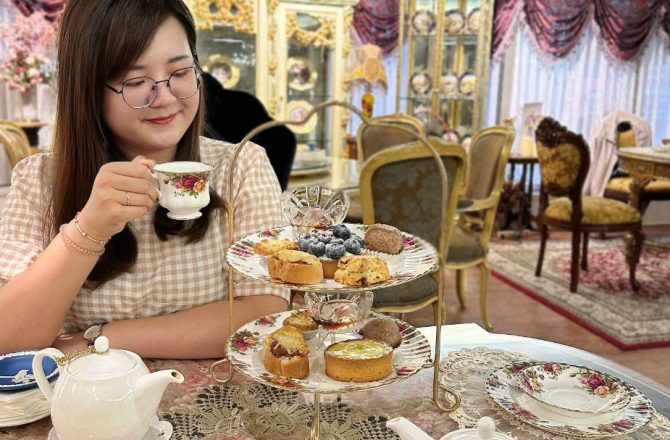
[488,238,670,350]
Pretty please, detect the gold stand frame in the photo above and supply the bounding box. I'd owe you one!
[210,100,460,438]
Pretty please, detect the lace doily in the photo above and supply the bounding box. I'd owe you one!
[161,382,400,440]
[440,348,670,439]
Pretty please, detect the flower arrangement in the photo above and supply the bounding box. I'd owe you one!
[0,12,55,94]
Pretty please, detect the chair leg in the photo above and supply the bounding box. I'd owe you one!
[535,222,549,277]
[625,230,644,292]
[455,269,466,309]
[479,260,493,332]
[570,230,582,292]
[581,232,589,271]
[432,301,440,327]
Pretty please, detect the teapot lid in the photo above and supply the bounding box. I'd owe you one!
[66,336,138,380]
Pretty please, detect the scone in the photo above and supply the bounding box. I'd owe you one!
[284,310,318,332]
[268,250,324,285]
[253,239,299,257]
[334,255,390,286]
[364,224,404,255]
[324,339,393,382]
[362,317,402,348]
[263,325,310,379]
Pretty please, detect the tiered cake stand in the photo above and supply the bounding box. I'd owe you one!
[210,101,462,439]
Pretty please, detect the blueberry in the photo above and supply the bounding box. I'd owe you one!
[344,238,362,255]
[331,224,351,240]
[330,238,344,245]
[350,235,365,247]
[308,241,326,257]
[326,243,347,259]
[317,234,332,244]
[298,236,314,252]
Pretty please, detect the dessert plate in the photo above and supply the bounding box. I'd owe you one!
[486,364,652,438]
[226,223,438,292]
[516,363,630,414]
[227,310,431,394]
[0,350,58,392]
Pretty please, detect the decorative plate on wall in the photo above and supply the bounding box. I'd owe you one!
[204,54,240,89]
[458,71,476,96]
[286,100,318,134]
[287,57,318,91]
[467,7,481,34]
[439,72,459,95]
[409,71,432,96]
[410,9,436,34]
[445,9,465,35]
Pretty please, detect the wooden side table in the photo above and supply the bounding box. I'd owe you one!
[507,153,539,234]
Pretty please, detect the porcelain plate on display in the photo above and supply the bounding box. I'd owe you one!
[48,421,173,440]
[516,363,630,414]
[0,351,58,392]
[227,310,431,394]
[227,223,437,292]
[486,363,653,438]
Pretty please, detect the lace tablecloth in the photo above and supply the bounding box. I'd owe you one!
[1,348,668,439]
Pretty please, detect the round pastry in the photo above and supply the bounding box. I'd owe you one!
[268,250,324,285]
[283,310,318,332]
[253,239,299,257]
[364,224,404,255]
[325,339,393,382]
[361,317,402,348]
[263,326,310,379]
[333,255,390,286]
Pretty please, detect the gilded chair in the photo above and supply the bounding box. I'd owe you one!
[360,138,466,327]
[603,122,670,214]
[356,114,425,164]
[534,118,643,293]
[448,124,515,331]
[0,121,31,169]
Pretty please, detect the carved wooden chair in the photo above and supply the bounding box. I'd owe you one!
[535,118,643,293]
[447,124,515,330]
[359,138,466,327]
[356,114,425,164]
[0,121,31,169]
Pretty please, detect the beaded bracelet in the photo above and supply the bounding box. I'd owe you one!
[59,224,105,256]
[73,212,110,245]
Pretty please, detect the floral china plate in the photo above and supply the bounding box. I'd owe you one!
[0,351,58,392]
[48,420,173,440]
[516,363,630,414]
[227,310,431,394]
[226,223,438,293]
[486,363,653,439]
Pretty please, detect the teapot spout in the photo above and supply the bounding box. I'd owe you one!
[134,369,184,417]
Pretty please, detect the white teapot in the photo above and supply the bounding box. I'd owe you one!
[32,337,183,440]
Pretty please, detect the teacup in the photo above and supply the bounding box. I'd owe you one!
[152,161,215,220]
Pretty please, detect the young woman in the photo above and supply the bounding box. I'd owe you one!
[0,0,287,358]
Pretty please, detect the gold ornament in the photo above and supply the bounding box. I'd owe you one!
[190,0,256,34]
[286,13,336,48]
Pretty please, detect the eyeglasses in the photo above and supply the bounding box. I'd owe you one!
[105,67,201,109]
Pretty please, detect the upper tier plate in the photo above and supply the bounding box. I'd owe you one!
[227,310,432,394]
[226,223,438,292]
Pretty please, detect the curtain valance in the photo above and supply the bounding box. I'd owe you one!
[353,0,400,54]
[12,0,66,22]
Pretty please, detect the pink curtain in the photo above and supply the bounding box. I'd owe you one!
[353,0,400,54]
[492,0,670,61]
[12,0,66,21]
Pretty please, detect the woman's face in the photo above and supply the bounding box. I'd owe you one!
[103,16,199,162]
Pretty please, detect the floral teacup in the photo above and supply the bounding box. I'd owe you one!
[153,161,215,220]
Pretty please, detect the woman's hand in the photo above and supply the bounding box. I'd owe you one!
[78,155,159,239]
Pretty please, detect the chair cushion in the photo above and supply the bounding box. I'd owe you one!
[373,274,438,308]
[545,196,641,225]
[606,177,670,194]
[446,226,486,264]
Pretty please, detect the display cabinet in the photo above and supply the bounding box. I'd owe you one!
[396,0,493,144]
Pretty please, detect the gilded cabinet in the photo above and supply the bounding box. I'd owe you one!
[396,0,493,144]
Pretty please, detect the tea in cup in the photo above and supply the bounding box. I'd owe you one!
[152,161,215,220]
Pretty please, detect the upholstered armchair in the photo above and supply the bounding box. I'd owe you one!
[447,124,515,331]
[534,118,643,293]
[356,114,425,164]
[360,138,466,327]
[0,121,31,169]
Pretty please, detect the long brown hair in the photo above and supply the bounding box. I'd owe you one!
[50,0,224,284]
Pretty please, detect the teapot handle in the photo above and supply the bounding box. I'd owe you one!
[32,348,64,403]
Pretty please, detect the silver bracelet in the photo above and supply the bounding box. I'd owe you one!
[73,212,110,245]
[60,224,105,256]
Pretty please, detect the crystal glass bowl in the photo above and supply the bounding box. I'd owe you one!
[280,186,349,238]
[304,291,373,332]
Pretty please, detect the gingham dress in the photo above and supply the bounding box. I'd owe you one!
[0,137,288,332]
